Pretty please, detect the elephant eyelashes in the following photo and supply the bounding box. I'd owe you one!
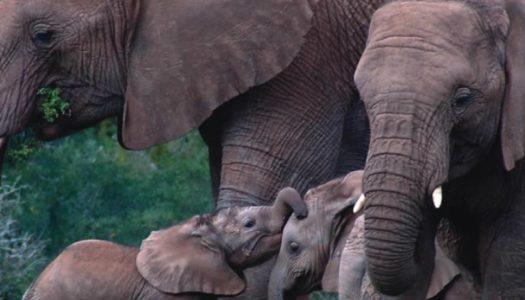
[32,30,54,47]
[243,219,255,229]
[453,87,474,108]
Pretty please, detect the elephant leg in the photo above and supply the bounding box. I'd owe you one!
[480,203,525,299]
[199,115,224,203]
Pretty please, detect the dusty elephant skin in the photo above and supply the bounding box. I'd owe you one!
[354,0,525,298]
[269,172,472,300]
[0,0,381,298]
[0,0,380,205]
[22,189,306,300]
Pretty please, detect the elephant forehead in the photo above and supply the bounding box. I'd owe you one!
[212,209,241,233]
[372,1,485,46]
[284,215,325,239]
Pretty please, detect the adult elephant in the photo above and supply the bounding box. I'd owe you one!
[354,0,525,298]
[0,0,382,298]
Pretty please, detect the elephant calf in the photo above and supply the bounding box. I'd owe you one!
[23,188,307,300]
[269,171,474,299]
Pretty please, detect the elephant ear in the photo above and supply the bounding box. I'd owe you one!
[316,171,364,292]
[321,219,353,293]
[425,243,460,299]
[121,0,319,150]
[136,216,245,296]
[501,0,525,170]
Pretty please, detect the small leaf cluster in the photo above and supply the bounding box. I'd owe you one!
[37,87,70,123]
[7,130,41,164]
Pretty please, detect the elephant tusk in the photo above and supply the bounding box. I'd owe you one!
[353,194,366,214]
[432,186,442,209]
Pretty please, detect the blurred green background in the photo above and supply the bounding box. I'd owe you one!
[0,120,335,299]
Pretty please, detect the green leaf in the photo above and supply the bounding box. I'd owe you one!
[36,87,70,123]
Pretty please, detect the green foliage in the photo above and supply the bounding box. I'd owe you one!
[6,130,41,164]
[310,292,338,299]
[0,182,46,300]
[2,120,212,296]
[37,87,70,123]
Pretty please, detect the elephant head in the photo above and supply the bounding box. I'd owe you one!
[353,0,525,295]
[269,171,364,299]
[0,0,318,169]
[136,187,307,296]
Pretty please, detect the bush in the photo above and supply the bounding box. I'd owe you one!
[0,181,46,300]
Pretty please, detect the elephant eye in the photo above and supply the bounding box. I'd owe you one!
[32,30,54,47]
[453,87,474,108]
[243,218,255,229]
[289,241,300,254]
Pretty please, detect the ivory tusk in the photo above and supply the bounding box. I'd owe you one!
[432,186,442,209]
[353,194,366,214]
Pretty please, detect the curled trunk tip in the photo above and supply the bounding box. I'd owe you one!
[273,187,308,219]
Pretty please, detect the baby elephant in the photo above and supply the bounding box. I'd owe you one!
[23,188,307,300]
[269,171,474,300]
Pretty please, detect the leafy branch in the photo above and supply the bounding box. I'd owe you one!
[37,87,70,123]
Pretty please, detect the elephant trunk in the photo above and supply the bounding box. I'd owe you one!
[364,168,422,295]
[270,187,308,229]
[268,273,285,300]
[363,102,448,295]
[268,261,293,300]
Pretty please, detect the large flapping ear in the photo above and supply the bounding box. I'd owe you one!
[501,0,525,170]
[136,216,245,296]
[121,0,319,150]
[314,170,364,220]
[425,242,460,299]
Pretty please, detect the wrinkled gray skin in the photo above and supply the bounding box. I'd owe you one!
[269,172,470,300]
[23,190,307,300]
[355,0,525,298]
[0,0,385,298]
[0,0,384,298]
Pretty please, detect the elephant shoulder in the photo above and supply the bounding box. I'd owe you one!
[64,239,138,260]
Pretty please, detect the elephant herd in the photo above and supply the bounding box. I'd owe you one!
[2,0,525,298]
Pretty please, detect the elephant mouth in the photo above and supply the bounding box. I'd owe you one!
[277,275,320,300]
[230,233,282,268]
[32,77,122,141]
[245,233,282,257]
